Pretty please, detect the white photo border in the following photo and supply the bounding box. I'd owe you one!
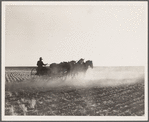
[2,1,148,121]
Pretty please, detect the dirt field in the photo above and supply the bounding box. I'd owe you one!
[5,66,145,116]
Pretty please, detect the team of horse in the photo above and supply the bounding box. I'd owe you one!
[39,58,93,79]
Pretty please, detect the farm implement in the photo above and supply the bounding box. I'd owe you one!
[30,66,67,81]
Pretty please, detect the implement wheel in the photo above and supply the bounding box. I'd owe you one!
[31,68,37,77]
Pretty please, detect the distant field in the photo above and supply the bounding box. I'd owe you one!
[4,66,145,116]
[5,67,35,72]
[5,67,34,82]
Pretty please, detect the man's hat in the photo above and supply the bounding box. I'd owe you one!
[39,57,43,60]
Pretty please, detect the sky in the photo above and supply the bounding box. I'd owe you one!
[4,2,147,66]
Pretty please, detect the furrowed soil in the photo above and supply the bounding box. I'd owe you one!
[5,66,145,116]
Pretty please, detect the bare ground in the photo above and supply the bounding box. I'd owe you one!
[5,79,144,116]
[5,67,145,116]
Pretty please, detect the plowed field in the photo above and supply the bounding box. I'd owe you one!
[5,67,145,116]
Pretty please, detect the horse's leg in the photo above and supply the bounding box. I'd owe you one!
[71,73,75,79]
[70,71,74,79]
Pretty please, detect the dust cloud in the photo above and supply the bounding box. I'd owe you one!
[5,67,144,92]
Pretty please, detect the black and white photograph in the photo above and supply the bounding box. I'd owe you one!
[2,1,148,121]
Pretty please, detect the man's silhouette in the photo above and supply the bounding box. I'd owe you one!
[36,57,47,75]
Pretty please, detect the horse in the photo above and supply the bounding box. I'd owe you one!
[49,62,71,79]
[82,60,93,75]
[68,60,76,78]
[59,61,71,75]
[77,58,85,64]
[71,59,93,78]
[48,59,93,79]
